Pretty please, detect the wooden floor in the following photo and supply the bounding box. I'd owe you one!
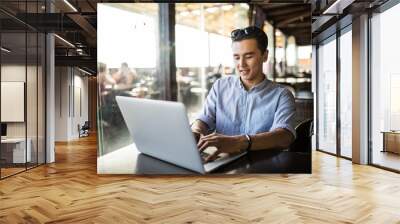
[1,135,400,223]
[1,167,26,178]
[1,163,45,178]
[372,151,400,171]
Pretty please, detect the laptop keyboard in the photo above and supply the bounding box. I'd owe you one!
[200,151,210,163]
[200,151,224,163]
[200,151,209,159]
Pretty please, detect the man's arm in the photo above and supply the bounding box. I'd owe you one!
[247,128,294,150]
[247,88,296,150]
[198,128,294,154]
[192,79,220,142]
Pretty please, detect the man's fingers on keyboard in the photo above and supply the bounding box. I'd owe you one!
[205,150,220,163]
[198,140,209,151]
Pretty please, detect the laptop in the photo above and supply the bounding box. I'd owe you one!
[116,96,247,174]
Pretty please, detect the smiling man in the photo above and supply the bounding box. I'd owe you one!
[191,26,296,162]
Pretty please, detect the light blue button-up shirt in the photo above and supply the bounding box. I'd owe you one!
[197,75,296,138]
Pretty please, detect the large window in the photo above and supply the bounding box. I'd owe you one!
[371,3,400,171]
[263,20,274,80]
[286,36,297,74]
[317,36,337,154]
[317,27,353,158]
[339,27,352,158]
[97,3,161,156]
[275,29,286,77]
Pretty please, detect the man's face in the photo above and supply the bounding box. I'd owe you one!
[232,39,268,82]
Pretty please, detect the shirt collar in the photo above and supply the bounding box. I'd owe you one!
[237,75,270,91]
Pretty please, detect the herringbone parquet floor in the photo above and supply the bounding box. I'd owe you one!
[1,134,400,223]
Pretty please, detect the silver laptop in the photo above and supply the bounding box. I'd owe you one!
[116,96,247,174]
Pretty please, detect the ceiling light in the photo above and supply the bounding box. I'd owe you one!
[54,34,75,48]
[1,47,11,53]
[78,67,92,76]
[76,49,84,55]
[323,0,354,15]
[63,0,78,12]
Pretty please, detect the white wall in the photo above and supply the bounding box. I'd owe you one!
[71,73,89,138]
[55,67,89,141]
[55,66,69,141]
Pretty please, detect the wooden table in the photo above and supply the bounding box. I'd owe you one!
[381,131,400,154]
[97,144,311,174]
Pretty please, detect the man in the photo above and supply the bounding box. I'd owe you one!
[191,26,296,162]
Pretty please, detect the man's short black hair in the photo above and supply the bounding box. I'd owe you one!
[231,26,269,54]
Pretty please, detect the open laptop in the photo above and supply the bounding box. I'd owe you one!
[116,96,247,174]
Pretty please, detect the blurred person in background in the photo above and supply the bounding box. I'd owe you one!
[98,62,116,91]
[112,62,138,90]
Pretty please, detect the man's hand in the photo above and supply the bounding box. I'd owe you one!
[197,133,247,162]
[192,131,203,143]
[191,120,209,143]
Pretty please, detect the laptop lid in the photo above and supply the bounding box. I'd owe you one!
[116,96,205,173]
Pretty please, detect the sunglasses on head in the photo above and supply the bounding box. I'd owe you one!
[231,27,260,39]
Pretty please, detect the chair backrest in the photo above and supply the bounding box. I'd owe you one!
[82,121,90,129]
[289,119,313,152]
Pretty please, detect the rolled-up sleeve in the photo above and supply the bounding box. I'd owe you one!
[270,88,296,139]
[196,80,219,131]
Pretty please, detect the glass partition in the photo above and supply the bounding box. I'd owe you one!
[339,27,352,158]
[38,32,45,165]
[27,30,38,169]
[0,1,46,179]
[1,30,28,177]
[317,35,337,154]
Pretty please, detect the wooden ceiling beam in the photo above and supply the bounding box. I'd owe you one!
[258,3,300,11]
[276,11,311,27]
[264,6,309,17]
[278,21,310,28]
